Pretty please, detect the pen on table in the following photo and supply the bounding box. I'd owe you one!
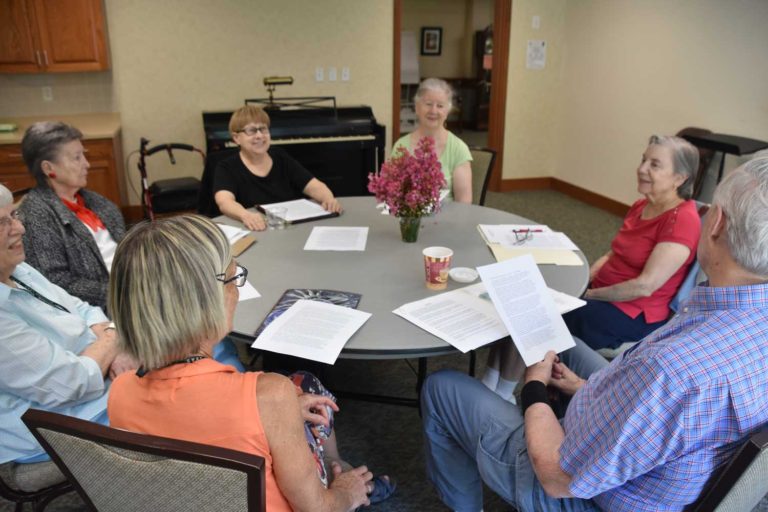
[512,229,544,233]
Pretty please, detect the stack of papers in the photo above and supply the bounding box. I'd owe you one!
[304,227,369,251]
[217,223,250,244]
[252,300,371,364]
[478,224,584,266]
[393,272,585,356]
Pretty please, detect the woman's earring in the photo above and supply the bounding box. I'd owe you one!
[48,172,57,179]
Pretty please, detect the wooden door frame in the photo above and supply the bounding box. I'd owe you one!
[392,0,511,191]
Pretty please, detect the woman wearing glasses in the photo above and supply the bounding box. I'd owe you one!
[18,121,126,313]
[0,184,136,490]
[214,105,342,231]
[108,215,391,512]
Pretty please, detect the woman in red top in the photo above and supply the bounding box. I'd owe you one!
[482,135,701,401]
[569,135,701,350]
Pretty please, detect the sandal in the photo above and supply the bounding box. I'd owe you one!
[369,475,396,504]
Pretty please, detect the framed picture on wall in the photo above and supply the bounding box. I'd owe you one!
[420,27,442,56]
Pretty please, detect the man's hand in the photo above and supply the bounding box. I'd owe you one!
[549,360,586,397]
[296,393,339,428]
[241,211,266,231]
[524,350,559,385]
[329,461,372,510]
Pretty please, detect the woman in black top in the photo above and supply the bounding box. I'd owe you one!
[213,105,342,230]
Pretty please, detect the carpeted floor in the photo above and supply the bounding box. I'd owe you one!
[6,190,766,512]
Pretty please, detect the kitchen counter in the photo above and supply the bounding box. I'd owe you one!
[0,113,121,144]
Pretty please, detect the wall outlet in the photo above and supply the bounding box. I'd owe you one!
[341,67,350,81]
[328,67,337,81]
[532,15,541,29]
[42,86,53,102]
[315,67,324,82]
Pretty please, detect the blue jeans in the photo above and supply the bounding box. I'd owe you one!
[421,337,608,512]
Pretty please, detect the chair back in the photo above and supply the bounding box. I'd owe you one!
[686,426,768,511]
[22,409,266,512]
[669,202,710,313]
[468,146,496,206]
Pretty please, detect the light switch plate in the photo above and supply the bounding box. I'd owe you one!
[315,67,324,82]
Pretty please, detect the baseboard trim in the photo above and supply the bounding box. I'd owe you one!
[498,177,553,191]
[497,177,630,217]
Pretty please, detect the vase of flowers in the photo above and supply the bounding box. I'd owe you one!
[368,137,446,243]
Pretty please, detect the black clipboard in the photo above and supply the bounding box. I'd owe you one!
[256,199,340,225]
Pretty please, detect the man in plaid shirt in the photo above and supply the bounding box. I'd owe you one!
[422,155,768,512]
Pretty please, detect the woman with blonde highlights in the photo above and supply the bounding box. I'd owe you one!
[107,215,389,512]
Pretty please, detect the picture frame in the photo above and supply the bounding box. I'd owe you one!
[420,27,442,56]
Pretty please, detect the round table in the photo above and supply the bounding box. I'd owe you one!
[226,197,588,360]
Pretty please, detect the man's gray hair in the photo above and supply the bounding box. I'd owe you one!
[712,156,768,277]
[0,184,12,207]
[21,121,83,187]
[648,135,699,200]
[414,77,454,109]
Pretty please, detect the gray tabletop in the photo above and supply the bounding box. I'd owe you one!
[223,196,589,360]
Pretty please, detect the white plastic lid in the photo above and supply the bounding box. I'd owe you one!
[449,267,479,283]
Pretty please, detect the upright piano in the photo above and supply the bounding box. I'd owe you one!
[202,98,385,198]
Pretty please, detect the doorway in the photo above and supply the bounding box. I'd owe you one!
[392,0,511,191]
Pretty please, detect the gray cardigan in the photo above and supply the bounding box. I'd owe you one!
[19,187,126,312]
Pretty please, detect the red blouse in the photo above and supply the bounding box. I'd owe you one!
[592,198,700,322]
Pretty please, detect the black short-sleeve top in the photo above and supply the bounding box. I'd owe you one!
[213,148,314,208]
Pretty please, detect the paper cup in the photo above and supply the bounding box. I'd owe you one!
[423,246,453,290]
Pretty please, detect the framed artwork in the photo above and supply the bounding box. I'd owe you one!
[420,27,443,56]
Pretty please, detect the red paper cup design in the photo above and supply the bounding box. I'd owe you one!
[423,246,453,290]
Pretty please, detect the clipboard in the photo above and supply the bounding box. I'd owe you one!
[257,199,340,225]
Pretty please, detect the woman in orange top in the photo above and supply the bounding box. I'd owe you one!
[106,215,373,512]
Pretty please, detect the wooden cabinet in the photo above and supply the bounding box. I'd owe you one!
[0,138,122,206]
[0,0,109,73]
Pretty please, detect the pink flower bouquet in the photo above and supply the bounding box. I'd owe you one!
[368,136,446,218]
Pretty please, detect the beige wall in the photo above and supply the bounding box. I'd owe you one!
[403,0,482,78]
[502,0,566,183]
[502,0,768,206]
[105,0,393,204]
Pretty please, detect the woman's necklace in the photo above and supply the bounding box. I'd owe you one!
[135,355,208,378]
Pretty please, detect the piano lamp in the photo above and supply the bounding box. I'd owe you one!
[263,76,294,104]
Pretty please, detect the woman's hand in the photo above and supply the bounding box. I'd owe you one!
[241,210,266,231]
[297,393,339,428]
[321,197,342,213]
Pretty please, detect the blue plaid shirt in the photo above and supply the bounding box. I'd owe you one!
[560,283,768,511]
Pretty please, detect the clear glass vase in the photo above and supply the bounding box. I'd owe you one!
[399,216,421,243]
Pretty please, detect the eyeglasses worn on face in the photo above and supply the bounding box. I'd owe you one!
[236,125,269,136]
[0,209,22,231]
[216,264,248,287]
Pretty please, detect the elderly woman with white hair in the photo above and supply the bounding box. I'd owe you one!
[393,78,473,203]
[483,135,703,401]
[107,215,396,511]
[0,183,135,490]
[18,121,125,312]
